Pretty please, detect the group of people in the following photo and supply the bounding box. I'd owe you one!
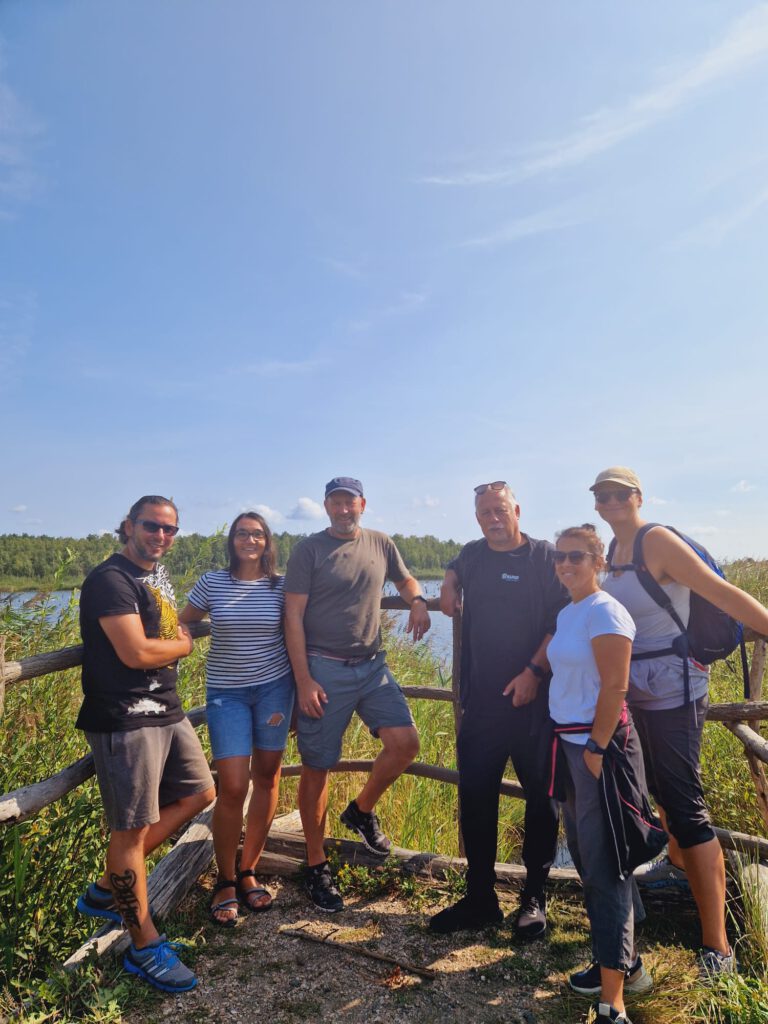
[73,469,768,1024]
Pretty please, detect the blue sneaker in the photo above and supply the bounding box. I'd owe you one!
[633,854,689,890]
[123,934,197,992]
[76,882,122,924]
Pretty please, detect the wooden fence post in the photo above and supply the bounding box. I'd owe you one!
[741,638,768,831]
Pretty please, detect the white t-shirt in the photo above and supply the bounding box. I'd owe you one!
[548,590,636,744]
[187,571,291,688]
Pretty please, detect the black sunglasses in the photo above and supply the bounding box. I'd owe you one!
[474,480,507,496]
[594,489,638,505]
[136,518,179,536]
[553,550,594,565]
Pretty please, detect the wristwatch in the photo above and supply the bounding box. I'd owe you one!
[411,595,427,606]
[585,737,606,756]
[526,661,546,680]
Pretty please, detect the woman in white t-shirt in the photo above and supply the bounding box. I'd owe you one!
[180,512,294,926]
[547,525,650,1024]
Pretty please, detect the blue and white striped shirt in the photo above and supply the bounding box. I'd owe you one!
[187,571,291,688]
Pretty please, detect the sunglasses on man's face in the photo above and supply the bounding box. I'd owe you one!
[474,480,507,496]
[553,550,594,565]
[136,519,179,536]
[593,489,638,505]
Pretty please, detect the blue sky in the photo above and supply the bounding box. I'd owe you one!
[2,2,768,557]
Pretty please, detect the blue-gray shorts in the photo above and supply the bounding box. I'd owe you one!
[298,651,415,770]
[86,717,214,832]
[206,670,295,760]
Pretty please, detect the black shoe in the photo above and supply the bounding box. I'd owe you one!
[569,955,653,996]
[428,895,503,934]
[514,893,547,940]
[593,1002,633,1023]
[340,800,391,857]
[305,861,344,913]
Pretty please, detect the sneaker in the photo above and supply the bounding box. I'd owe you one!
[569,955,653,996]
[76,881,122,924]
[633,854,689,890]
[698,945,736,980]
[428,895,503,934]
[593,1002,633,1023]
[340,800,391,856]
[305,861,344,913]
[123,934,197,993]
[514,893,547,940]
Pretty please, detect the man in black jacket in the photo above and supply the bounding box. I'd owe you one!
[429,482,567,938]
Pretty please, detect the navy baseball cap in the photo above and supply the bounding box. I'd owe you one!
[325,477,364,498]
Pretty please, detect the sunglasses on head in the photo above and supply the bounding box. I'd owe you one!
[593,488,638,505]
[136,519,179,536]
[553,550,594,565]
[474,480,507,496]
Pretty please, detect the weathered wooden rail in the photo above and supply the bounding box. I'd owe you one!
[3,597,768,971]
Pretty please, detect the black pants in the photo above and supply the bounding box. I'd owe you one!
[457,690,558,901]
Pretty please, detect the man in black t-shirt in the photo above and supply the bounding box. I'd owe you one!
[429,482,567,938]
[75,495,215,993]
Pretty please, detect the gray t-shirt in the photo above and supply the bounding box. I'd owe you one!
[284,528,409,658]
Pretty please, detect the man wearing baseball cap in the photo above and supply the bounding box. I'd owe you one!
[284,477,431,912]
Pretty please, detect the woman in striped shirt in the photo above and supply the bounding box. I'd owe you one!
[180,512,295,926]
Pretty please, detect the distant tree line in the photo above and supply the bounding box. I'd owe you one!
[0,531,463,587]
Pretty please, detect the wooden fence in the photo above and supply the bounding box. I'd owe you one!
[2,598,768,966]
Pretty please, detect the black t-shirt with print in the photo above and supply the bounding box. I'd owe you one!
[76,553,185,732]
[449,536,567,712]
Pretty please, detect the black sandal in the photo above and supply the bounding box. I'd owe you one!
[210,877,239,928]
[237,869,273,913]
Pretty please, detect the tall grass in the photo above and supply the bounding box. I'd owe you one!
[2,559,768,1018]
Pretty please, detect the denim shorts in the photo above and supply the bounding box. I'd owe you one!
[297,651,414,770]
[86,718,214,831]
[206,670,295,761]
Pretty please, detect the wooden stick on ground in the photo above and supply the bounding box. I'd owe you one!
[282,924,437,980]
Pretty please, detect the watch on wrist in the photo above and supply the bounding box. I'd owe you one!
[411,595,427,606]
[526,661,546,680]
[585,737,606,755]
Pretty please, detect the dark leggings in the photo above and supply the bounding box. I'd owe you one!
[457,692,559,900]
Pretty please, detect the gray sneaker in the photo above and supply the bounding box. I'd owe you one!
[633,854,689,890]
[698,946,736,980]
[123,934,197,992]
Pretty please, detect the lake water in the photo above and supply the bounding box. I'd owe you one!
[1,582,456,666]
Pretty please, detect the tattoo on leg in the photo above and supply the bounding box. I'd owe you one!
[110,869,141,928]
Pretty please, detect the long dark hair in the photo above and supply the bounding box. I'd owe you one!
[227,511,279,586]
[116,495,179,544]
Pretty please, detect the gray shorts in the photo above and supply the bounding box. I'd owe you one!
[86,718,214,831]
[298,651,415,770]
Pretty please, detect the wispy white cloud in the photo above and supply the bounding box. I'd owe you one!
[647,496,670,506]
[685,525,719,537]
[250,503,283,524]
[0,52,44,215]
[731,479,757,492]
[423,5,768,187]
[287,497,325,521]
[11,504,27,513]
[672,180,768,248]
[0,289,36,392]
[323,256,366,280]
[460,205,587,248]
[349,290,427,333]
[241,359,322,377]
[413,495,440,508]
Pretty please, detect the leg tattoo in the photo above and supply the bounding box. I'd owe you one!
[110,869,141,928]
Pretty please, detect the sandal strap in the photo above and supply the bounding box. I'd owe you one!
[211,897,239,910]
[214,878,238,893]
[241,886,270,899]
[237,869,257,881]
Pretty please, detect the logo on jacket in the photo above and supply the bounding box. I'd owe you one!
[501,573,520,582]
